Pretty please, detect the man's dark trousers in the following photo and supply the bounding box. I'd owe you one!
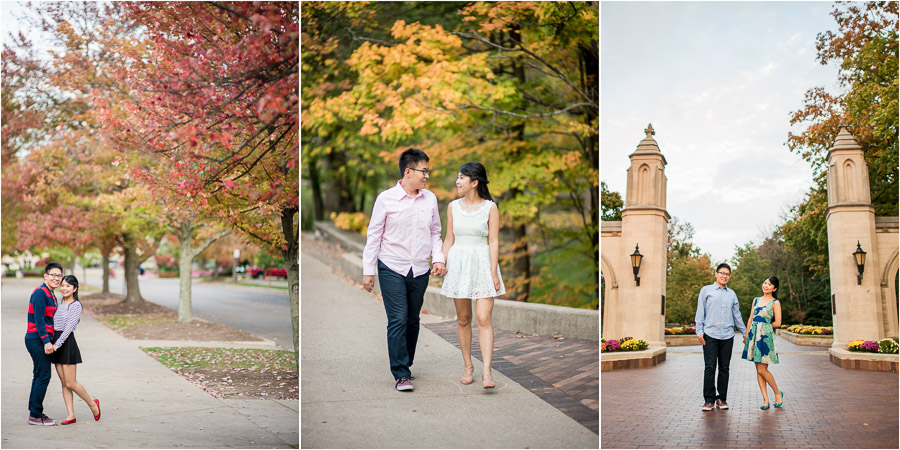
[25,338,52,417]
[702,333,734,403]
[377,260,429,380]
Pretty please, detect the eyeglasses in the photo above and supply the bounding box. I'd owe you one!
[715,272,731,277]
[46,273,64,279]
[409,168,430,176]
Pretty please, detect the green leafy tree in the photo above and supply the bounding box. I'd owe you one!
[729,243,775,323]
[304,2,598,305]
[788,1,898,216]
[665,217,713,325]
[601,181,622,221]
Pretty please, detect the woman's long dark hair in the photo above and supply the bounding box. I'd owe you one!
[459,162,496,206]
[765,276,779,299]
[62,275,80,303]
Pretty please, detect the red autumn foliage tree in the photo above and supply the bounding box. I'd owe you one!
[99,1,299,352]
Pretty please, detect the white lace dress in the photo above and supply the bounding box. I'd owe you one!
[440,199,506,299]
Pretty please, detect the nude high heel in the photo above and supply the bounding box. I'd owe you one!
[460,366,474,385]
[482,372,495,389]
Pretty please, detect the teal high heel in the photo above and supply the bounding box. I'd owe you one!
[774,391,784,408]
[760,403,770,410]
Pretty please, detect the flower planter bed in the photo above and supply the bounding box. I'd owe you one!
[829,348,898,372]
[665,334,700,346]
[601,347,666,371]
[780,330,833,346]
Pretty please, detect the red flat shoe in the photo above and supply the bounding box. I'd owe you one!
[93,399,100,421]
[61,418,76,425]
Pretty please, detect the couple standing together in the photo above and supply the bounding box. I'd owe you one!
[25,262,100,426]
[362,148,504,391]
[696,263,785,411]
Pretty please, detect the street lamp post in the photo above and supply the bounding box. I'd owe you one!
[853,241,866,285]
[630,244,643,286]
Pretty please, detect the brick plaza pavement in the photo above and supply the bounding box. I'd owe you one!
[602,333,899,448]
[425,321,599,434]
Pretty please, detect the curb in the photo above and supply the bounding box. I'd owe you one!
[132,339,281,349]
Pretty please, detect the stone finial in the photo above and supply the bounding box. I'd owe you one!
[644,123,655,138]
[838,117,849,130]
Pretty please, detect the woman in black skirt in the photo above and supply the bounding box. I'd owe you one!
[50,275,100,424]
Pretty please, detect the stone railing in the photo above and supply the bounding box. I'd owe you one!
[664,334,700,346]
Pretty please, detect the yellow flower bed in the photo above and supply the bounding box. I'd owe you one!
[785,324,833,335]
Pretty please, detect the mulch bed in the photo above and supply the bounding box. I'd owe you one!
[120,321,262,341]
[176,366,298,400]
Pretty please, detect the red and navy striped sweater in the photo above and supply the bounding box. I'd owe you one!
[25,283,57,343]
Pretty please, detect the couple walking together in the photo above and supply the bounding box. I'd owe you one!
[696,263,784,411]
[25,262,101,426]
[363,148,505,391]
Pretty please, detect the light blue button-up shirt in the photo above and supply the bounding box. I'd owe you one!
[695,283,746,340]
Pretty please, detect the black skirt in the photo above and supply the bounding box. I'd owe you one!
[50,331,82,365]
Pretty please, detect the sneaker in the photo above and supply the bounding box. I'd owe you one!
[701,402,714,411]
[395,377,414,391]
[716,399,729,410]
[28,414,55,426]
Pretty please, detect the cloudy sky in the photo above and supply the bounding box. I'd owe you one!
[601,1,844,263]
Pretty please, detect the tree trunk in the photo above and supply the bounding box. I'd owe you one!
[172,219,230,323]
[122,241,143,303]
[177,221,195,322]
[508,25,530,302]
[308,156,325,221]
[581,38,600,305]
[101,250,112,294]
[282,206,300,361]
[323,152,355,213]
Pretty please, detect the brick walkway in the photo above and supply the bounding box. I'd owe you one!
[601,334,899,448]
[425,321,599,434]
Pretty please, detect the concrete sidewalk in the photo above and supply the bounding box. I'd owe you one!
[300,253,598,448]
[1,278,298,448]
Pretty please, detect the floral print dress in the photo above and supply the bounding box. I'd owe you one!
[741,297,779,364]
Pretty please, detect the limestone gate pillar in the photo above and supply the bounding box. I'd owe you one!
[603,124,670,347]
[826,124,884,348]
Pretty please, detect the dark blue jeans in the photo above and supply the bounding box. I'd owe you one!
[25,338,53,417]
[378,260,429,380]
[702,334,734,403]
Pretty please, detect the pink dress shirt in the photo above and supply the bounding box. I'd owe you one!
[363,180,445,277]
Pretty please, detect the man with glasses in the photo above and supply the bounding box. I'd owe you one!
[695,263,746,411]
[25,262,64,425]
[363,148,447,392]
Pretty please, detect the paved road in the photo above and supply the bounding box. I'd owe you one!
[1,278,298,448]
[80,270,294,351]
[602,333,899,448]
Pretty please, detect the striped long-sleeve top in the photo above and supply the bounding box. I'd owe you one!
[52,300,82,349]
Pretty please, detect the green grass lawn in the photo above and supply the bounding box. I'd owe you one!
[142,347,297,371]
